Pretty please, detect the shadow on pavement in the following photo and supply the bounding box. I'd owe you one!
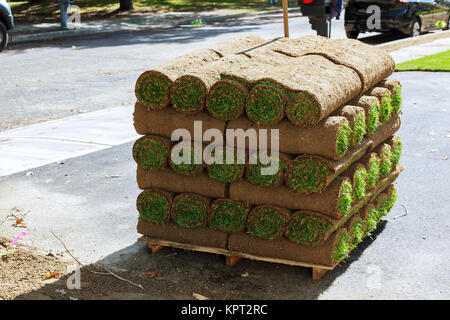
[14,222,387,300]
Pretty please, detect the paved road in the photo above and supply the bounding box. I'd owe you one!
[0,12,402,131]
[1,71,449,299]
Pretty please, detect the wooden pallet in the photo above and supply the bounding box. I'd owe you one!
[138,236,333,280]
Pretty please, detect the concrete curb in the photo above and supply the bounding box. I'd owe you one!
[10,8,301,44]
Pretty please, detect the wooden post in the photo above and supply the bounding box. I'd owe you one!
[312,267,328,280]
[282,0,289,38]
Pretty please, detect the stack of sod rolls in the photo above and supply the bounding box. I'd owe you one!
[133,35,404,270]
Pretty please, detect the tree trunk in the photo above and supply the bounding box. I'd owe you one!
[119,0,134,11]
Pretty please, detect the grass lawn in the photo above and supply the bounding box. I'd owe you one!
[395,50,450,72]
[10,0,298,21]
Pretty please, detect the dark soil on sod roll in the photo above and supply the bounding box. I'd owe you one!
[230,176,354,219]
[132,135,171,170]
[350,95,381,135]
[284,138,372,194]
[171,193,210,229]
[247,205,291,240]
[133,101,226,138]
[136,188,174,224]
[209,198,250,233]
[228,227,350,268]
[227,115,352,160]
[369,116,401,151]
[137,218,228,249]
[332,105,367,147]
[137,166,226,199]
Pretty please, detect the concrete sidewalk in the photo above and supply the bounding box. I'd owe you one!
[10,7,301,44]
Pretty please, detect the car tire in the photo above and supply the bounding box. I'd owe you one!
[0,21,8,53]
[346,29,359,39]
[410,19,421,37]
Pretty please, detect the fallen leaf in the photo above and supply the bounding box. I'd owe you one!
[193,292,209,300]
[442,157,448,160]
[146,270,163,278]
[43,272,60,280]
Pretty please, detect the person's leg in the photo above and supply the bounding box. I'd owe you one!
[60,2,68,29]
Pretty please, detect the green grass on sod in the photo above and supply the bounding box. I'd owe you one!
[395,50,450,72]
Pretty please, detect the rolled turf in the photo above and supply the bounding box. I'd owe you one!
[360,152,381,189]
[137,166,226,199]
[251,55,362,127]
[285,211,335,247]
[368,87,393,122]
[333,105,367,147]
[135,35,265,110]
[230,176,354,219]
[369,116,401,150]
[171,193,210,229]
[209,199,249,233]
[247,205,291,240]
[246,154,288,188]
[136,189,173,224]
[227,115,352,160]
[133,101,227,138]
[169,142,204,176]
[206,80,249,120]
[374,143,393,177]
[228,227,350,268]
[246,84,286,125]
[379,79,402,113]
[284,138,372,193]
[351,95,381,135]
[386,136,402,165]
[206,149,246,183]
[345,214,364,249]
[137,219,229,249]
[343,163,368,201]
[132,135,171,170]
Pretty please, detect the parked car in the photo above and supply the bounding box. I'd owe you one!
[0,0,14,52]
[344,0,450,38]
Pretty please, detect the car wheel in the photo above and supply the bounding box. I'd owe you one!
[410,19,421,37]
[0,21,8,53]
[346,29,359,39]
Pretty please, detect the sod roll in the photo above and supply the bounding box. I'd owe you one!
[230,176,354,219]
[169,142,204,176]
[133,101,226,138]
[369,116,401,151]
[227,115,352,160]
[137,219,229,249]
[206,148,246,183]
[206,80,249,120]
[284,138,372,193]
[171,193,210,229]
[132,135,171,170]
[250,55,362,127]
[228,227,350,268]
[360,152,381,189]
[386,136,402,165]
[332,105,367,147]
[209,199,250,233]
[379,79,402,113]
[360,203,380,237]
[245,153,289,188]
[284,211,337,247]
[351,95,381,135]
[137,166,226,199]
[374,143,393,177]
[368,87,393,122]
[136,188,173,224]
[135,35,265,110]
[345,214,364,249]
[342,163,368,201]
[247,205,291,240]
